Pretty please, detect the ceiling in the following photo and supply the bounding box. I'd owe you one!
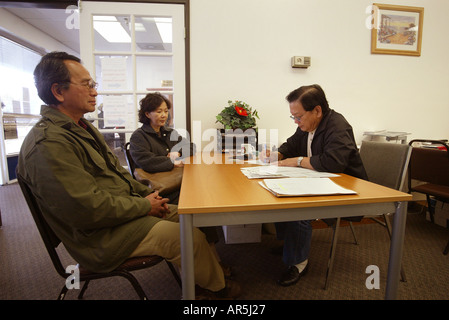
[5,7,81,53]
[4,7,170,54]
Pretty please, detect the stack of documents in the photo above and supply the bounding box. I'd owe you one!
[241,165,339,179]
[259,178,357,197]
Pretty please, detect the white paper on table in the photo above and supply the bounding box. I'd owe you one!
[241,165,339,179]
[259,178,356,197]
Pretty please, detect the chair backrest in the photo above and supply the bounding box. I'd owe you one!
[408,139,449,188]
[359,141,411,191]
[122,142,136,178]
[17,174,68,278]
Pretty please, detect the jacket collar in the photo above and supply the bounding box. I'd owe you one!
[314,108,334,137]
[40,105,97,141]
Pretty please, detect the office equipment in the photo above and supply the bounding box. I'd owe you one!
[408,139,449,254]
[178,154,412,300]
[324,141,411,289]
[17,173,181,300]
[217,129,258,153]
[363,130,411,144]
[291,56,311,68]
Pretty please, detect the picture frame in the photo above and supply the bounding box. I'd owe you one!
[371,3,424,56]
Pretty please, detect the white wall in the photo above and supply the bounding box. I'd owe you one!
[2,1,448,149]
[190,0,449,148]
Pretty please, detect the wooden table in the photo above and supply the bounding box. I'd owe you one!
[178,154,412,299]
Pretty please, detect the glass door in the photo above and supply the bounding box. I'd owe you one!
[79,1,186,151]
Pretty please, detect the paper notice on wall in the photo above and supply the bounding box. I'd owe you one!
[100,57,127,90]
[103,95,127,127]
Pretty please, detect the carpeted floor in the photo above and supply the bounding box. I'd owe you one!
[0,182,448,301]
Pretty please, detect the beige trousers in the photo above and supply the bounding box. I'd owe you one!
[130,204,225,292]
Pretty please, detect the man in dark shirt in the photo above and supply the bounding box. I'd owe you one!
[260,84,367,286]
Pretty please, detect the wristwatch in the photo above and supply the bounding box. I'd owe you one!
[297,156,304,167]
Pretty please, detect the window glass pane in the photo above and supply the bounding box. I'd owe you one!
[0,37,42,115]
[136,55,173,91]
[93,15,132,52]
[3,115,40,155]
[97,94,136,130]
[0,37,43,156]
[95,55,133,92]
[135,16,172,53]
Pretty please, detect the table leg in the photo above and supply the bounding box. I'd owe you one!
[385,201,407,299]
[180,214,195,300]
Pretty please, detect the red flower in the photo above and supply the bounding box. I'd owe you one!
[235,105,248,116]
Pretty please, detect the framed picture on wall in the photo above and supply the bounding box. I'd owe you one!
[371,3,424,56]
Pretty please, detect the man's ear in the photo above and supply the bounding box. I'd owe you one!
[315,105,323,118]
[50,83,65,103]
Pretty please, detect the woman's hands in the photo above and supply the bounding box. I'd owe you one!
[167,152,184,167]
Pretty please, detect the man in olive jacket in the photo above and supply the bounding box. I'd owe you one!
[17,51,238,298]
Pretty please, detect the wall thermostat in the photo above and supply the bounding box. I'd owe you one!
[291,56,311,68]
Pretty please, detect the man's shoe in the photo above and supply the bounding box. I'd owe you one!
[214,279,241,299]
[196,279,241,300]
[277,264,309,287]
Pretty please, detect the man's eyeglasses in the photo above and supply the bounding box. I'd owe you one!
[290,108,313,121]
[69,79,98,90]
[290,114,303,121]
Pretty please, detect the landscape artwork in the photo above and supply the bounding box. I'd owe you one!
[371,4,423,56]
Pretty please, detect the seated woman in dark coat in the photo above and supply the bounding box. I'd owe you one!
[129,93,195,203]
[130,93,231,276]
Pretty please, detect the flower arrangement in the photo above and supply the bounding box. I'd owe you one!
[216,100,259,130]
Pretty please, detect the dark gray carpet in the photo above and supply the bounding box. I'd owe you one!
[1,183,448,300]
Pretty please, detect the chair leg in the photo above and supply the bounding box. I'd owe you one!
[78,273,148,300]
[444,238,449,255]
[426,195,435,223]
[383,214,407,282]
[119,272,149,300]
[348,221,359,245]
[166,260,182,288]
[58,285,69,300]
[78,280,90,299]
[324,217,341,290]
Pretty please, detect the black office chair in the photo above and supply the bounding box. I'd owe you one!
[122,142,137,178]
[17,173,181,300]
[324,141,411,289]
[122,142,151,185]
[408,139,449,255]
